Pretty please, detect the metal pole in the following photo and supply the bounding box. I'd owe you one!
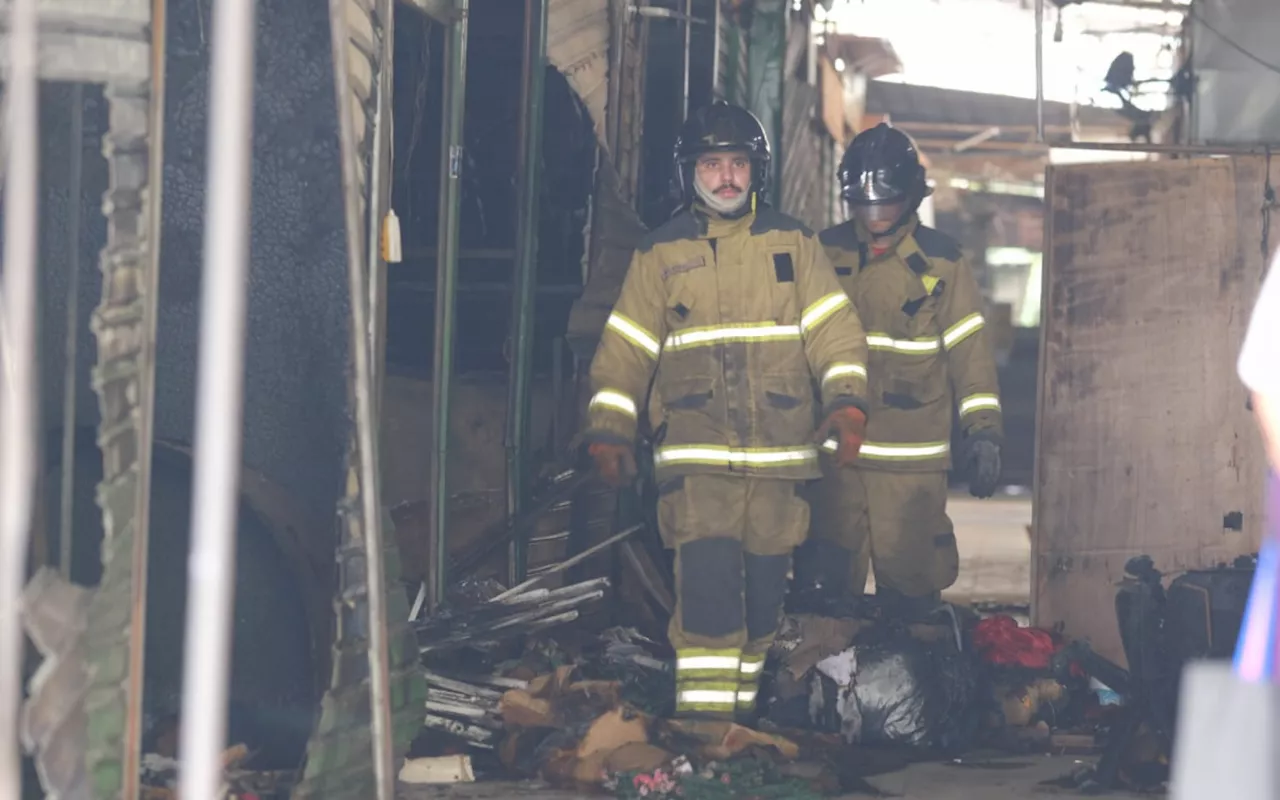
[1050,140,1279,155]
[59,84,85,580]
[368,0,396,415]
[681,0,693,118]
[329,0,396,795]
[1035,0,1045,143]
[428,0,470,612]
[0,0,40,792]
[711,0,721,99]
[506,0,548,586]
[123,4,170,793]
[176,0,258,794]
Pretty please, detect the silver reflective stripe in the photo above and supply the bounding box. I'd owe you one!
[735,690,758,703]
[822,362,867,384]
[866,333,940,354]
[959,393,1001,416]
[588,389,638,419]
[942,313,985,349]
[678,690,738,705]
[655,445,818,467]
[800,292,850,333]
[739,659,765,675]
[606,312,661,358]
[665,323,800,351]
[859,442,950,459]
[676,655,742,671]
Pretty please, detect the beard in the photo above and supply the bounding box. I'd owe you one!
[695,179,750,215]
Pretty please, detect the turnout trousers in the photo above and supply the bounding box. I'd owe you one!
[803,460,959,599]
[658,474,808,721]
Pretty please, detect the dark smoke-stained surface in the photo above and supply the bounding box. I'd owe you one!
[36,0,353,769]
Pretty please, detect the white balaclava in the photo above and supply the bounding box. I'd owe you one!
[694,170,751,216]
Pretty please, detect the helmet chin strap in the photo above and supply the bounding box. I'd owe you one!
[695,179,751,216]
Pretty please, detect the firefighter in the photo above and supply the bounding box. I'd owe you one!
[580,101,871,721]
[799,122,1002,614]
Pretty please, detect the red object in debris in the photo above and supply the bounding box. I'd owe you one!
[972,615,1059,669]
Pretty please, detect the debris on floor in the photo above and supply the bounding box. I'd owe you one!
[139,742,294,799]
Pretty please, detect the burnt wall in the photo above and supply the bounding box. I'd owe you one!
[40,0,352,522]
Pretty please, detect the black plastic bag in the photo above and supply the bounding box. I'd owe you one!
[807,632,976,750]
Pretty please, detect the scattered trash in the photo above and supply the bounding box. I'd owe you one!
[399,754,476,784]
[972,614,1059,670]
[139,742,292,799]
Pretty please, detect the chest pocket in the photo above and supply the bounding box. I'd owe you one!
[902,272,947,340]
[763,248,801,325]
[662,255,710,331]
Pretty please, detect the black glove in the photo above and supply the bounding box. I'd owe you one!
[965,436,1002,499]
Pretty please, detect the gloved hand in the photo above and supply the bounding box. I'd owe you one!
[814,406,867,467]
[965,435,1002,499]
[588,441,638,488]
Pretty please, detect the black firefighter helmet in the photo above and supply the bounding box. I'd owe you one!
[838,123,932,228]
[673,101,771,207]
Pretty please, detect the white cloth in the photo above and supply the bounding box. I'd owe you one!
[1239,252,1280,395]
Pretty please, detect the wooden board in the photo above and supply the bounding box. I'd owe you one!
[1033,156,1273,666]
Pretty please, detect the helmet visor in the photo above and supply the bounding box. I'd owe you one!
[853,201,907,235]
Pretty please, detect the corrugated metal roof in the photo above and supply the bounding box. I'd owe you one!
[866,80,1122,130]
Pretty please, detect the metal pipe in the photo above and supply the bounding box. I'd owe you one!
[123,1,171,792]
[176,0,258,794]
[368,0,396,415]
[506,0,548,586]
[428,0,471,612]
[681,0,692,118]
[59,84,85,580]
[1035,0,1045,143]
[0,0,40,791]
[329,0,396,794]
[1050,140,1277,155]
[711,0,721,98]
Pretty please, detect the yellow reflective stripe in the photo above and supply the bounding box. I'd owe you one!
[859,441,950,461]
[676,655,742,672]
[959,393,1001,416]
[588,389,637,419]
[605,312,661,358]
[664,321,801,351]
[866,332,941,354]
[675,680,737,706]
[800,292,850,333]
[654,445,818,468]
[822,362,867,384]
[942,313,985,349]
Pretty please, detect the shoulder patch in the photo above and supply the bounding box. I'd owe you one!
[750,205,814,238]
[818,220,860,251]
[905,252,930,275]
[638,211,700,253]
[913,225,963,261]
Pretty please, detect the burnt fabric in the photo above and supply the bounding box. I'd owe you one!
[659,474,808,719]
[805,464,957,597]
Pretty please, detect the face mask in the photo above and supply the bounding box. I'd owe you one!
[695,177,750,215]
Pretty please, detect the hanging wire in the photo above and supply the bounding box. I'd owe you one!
[59,84,85,579]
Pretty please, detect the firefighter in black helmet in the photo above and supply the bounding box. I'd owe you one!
[797,122,1003,615]
[582,101,870,721]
